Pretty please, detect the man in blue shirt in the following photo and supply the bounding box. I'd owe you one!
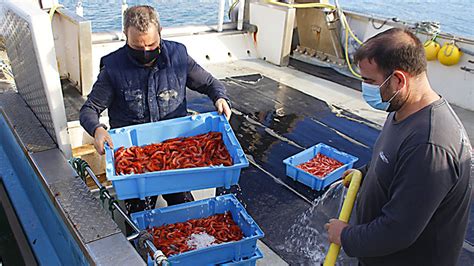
[80,5,231,215]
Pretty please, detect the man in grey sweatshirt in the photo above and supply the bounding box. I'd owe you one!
[325,28,472,265]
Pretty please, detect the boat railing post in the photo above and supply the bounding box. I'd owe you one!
[217,0,225,32]
[237,0,245,30]
[121,0,128,40]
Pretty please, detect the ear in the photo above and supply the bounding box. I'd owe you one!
[393,70,407,90]
[123,28,128,41]
[158,27,163,40]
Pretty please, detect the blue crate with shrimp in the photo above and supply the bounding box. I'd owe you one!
[131,194,264,266]
[104,112,249,200]
[220,248,263,266]
[283,143,358,190]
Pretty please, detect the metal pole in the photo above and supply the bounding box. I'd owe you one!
[237,0,245,30]
[121,0,128,40]
[217,0,226,32]
[82,164,168,265]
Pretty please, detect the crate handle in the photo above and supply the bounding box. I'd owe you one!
[190,114,203,121]
[238,210,252,224]
[237,149,245,158]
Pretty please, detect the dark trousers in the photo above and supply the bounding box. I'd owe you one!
[125,192,194,235]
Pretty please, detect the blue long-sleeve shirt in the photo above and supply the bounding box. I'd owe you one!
[80,40,228,136]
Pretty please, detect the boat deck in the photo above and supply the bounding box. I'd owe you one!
[60,56,474,264]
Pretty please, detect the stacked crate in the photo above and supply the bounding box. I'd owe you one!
[105,112,263,265]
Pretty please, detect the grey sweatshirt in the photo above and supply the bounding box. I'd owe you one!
[341,98,472,266]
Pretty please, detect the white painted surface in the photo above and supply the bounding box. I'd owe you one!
[345,12,474,111]
[67,118,109,148]
[249,2,295,66]
[52,8,93,95]
[91,31,258,83]
[51,12,73,78]
[425,39,474,111]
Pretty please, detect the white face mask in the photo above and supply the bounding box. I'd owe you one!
[361,73,400,111]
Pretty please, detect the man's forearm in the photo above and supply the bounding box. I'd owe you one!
[79,106,104,137]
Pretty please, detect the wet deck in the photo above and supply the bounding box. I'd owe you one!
[58,58,474,264]
[185,70,473,264]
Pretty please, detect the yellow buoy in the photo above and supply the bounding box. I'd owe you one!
[437,42,462,66]
[423,40,440,61]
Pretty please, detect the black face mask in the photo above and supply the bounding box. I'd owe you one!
[127,44,161,65]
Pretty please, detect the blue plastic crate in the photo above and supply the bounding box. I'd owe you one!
[146,248,263,266]
[283,143,358,191]
[220,248,263,266]
[131,194,264,266]
[105,112,249,200]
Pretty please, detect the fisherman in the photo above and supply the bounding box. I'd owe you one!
[79,5,231,216]
[325,28,472,265]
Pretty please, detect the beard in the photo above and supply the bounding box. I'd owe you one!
[387,89,409,112]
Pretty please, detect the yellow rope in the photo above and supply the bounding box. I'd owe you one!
[341,14,363,45]
[344,26,362,79]
[48,4,64,21]
[228,0,239,18]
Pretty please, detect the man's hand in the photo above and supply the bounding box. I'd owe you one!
[215,98,232,120]
[325,219,349,245]
[342,169,356,188]
[93,126,114,155]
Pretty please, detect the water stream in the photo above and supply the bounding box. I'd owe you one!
[278,182,356,265]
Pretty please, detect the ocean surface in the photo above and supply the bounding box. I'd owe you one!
[59,0,474,38]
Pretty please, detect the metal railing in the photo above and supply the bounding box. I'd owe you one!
[70,158,170,266]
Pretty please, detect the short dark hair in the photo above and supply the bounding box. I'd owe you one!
[124,5,160,33]
[354,28,427,76]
